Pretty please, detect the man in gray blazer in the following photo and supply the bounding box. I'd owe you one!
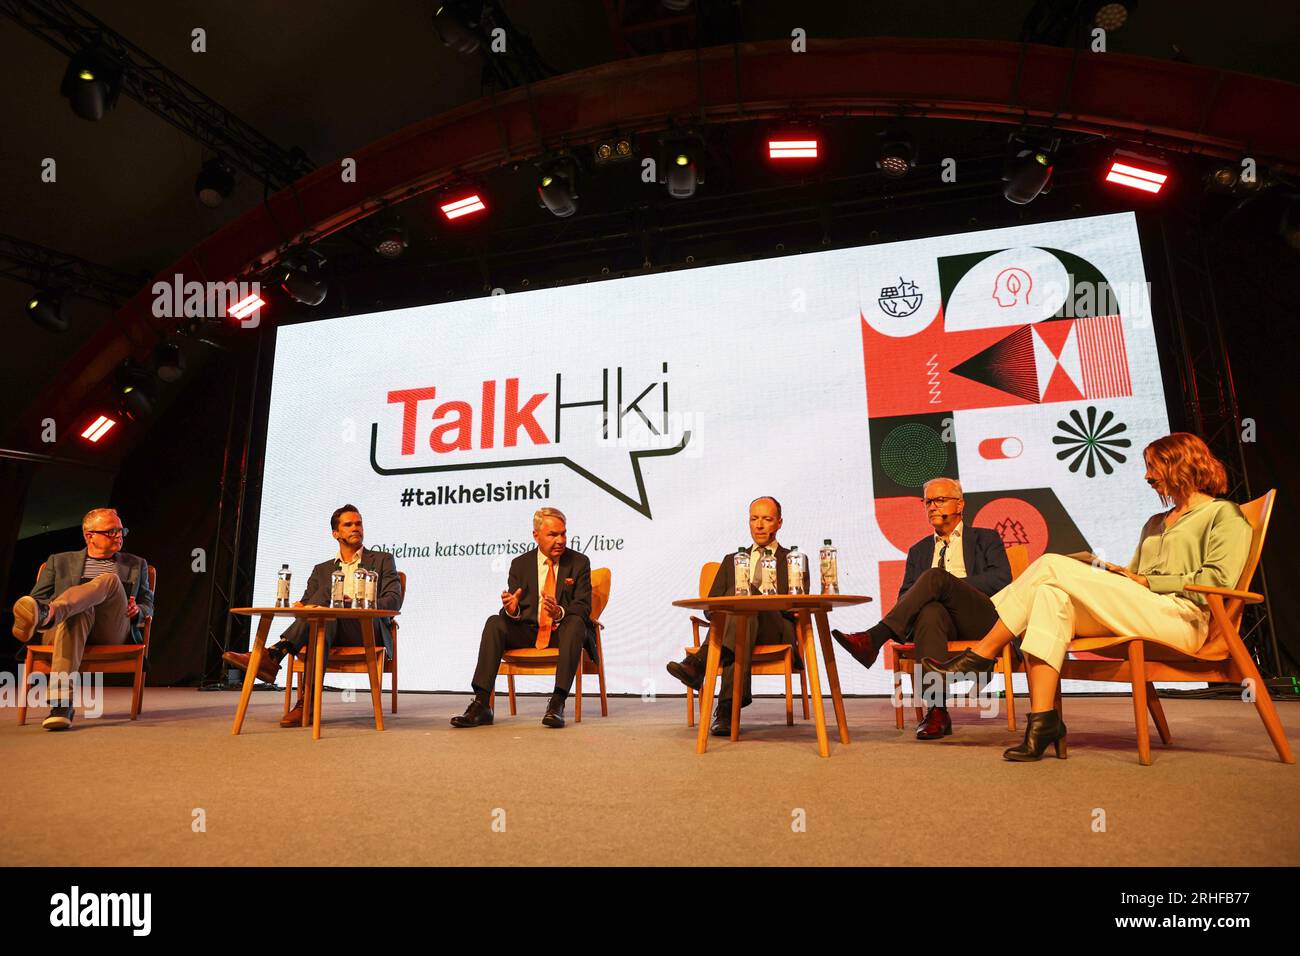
[12,507,154,730]
[222,503,403,726]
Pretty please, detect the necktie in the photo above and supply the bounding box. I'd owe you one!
[536,559,556,648]
[752,548,771,591]
[938,541,948,570]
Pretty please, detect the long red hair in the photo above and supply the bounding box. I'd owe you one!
[1143,432,1228,502]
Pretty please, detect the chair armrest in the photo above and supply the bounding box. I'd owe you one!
[1184,584,1264,604]
[689,616,709,627]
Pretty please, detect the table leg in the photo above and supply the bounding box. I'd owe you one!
[361,618,385,732]
[231,614,273,735]
[301,621,318,728]
[814,610,851,745]
[800,614,830,757]
[730,613,751,741]
[695,611,726,754]
[312,622,326,741]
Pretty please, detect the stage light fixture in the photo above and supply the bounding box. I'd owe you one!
[660,137,704,199]
[80,415,117,444]
[195,159,236,208]
[1089,1,1135,30]
[537,159,579,218]
[373,224,408,259]
[277,256,328,307]
[440,192,487,220]
[876,128,915,179]
[768,137,819,160]
[594,137,634,165]
[1002,134,1056,204]
[26,289,68,332]
[1206,166,1238,192]
[154,342,185,383]
[227,291,265,322]
[1104,150,1169,194]
[433,3,481,54]
[116,363,154,421]
[60,47,123,121]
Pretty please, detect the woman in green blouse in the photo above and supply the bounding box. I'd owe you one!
[926,432,1252,761]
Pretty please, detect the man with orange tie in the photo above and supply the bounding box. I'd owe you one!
[451,507,594,729]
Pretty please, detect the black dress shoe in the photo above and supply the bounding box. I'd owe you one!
[710,705,733,737]
[1003,709,1067,761]
[915,705,953,740]
[542,700,566,728]
[666,654,705,691]
[450,698,494,728]
[922,648,997,676]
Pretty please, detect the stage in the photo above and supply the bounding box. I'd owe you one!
[3,688,1296,867]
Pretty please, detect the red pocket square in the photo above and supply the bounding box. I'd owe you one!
[564,578,575,585]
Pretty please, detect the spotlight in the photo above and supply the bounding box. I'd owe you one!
[373,224,408,259]
[1003,134,1056,204]
[26,289,68,332]
[440,191,487,221]
[537,159,578,218]
[1206,165,1238,192]
[433,3,481,55]
[1104,150,1170,194]
[277,256,328,307]
[195,159,235,208]
[876,127,915,178]
[154,342,185,383]
[593,137,634,166]
[1089,1,1135,30]
[227,291,265,323]
[80,414,117,444]
[60,47,123,121]
[116,363,154,421]
[660,137,704,199]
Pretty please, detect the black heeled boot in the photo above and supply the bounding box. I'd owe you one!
[922,648,997,676]
[1003,710,1067,761]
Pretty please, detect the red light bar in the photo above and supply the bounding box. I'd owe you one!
[228,292,265,320]
[1104,153,1169,194]
[768,138,818,159]
[81,415,117,443]
[440,193,486,220]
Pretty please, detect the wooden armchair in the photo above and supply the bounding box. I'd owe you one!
[891,545,1029,731]
[684,561,809,728]
[18,563,156,724]
[284,571,405,718]
[492,567,610,722]
[1059,490,1292,765]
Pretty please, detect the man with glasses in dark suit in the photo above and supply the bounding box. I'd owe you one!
[831,478,1010,740]
[11,508,154,731]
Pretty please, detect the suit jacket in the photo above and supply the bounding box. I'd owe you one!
[899,526,1011,600]
[301,548,403,653]
[501,547,597,662]
[707,544,802,651]
[31,549,155,645]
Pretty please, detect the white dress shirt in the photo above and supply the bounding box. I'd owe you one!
[337,547,364,600]
[930,522,967,578]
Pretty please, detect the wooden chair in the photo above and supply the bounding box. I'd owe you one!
[18,563,156,724]
[890,545,1029,732]
[491,567,610,722]
[684,561,810,728]
[1058,490,1292,765]
[284,571,405,717]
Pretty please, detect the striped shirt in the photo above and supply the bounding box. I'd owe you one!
[82,554,119,581]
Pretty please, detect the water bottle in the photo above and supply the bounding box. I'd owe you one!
[820,539,840,594]
[275,564,291,608]
[330,570,346,608]
[352,569,370,609]
[759,552,778,595]
[364,570,378,610]
[733,548,751,596]
[786,546,807,595]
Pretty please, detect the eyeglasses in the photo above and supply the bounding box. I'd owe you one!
[87,527,128,538]
[923,497,960,507]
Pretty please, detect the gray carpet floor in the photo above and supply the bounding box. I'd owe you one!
[2,688,1297,866]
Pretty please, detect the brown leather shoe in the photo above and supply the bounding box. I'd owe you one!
[916,705,953,740]
[223,649,280,684]
[831,625,887,669]
[280,699,305,728]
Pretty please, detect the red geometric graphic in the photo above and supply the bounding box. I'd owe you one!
[972,497,1050,562]
[875,497,935,552]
